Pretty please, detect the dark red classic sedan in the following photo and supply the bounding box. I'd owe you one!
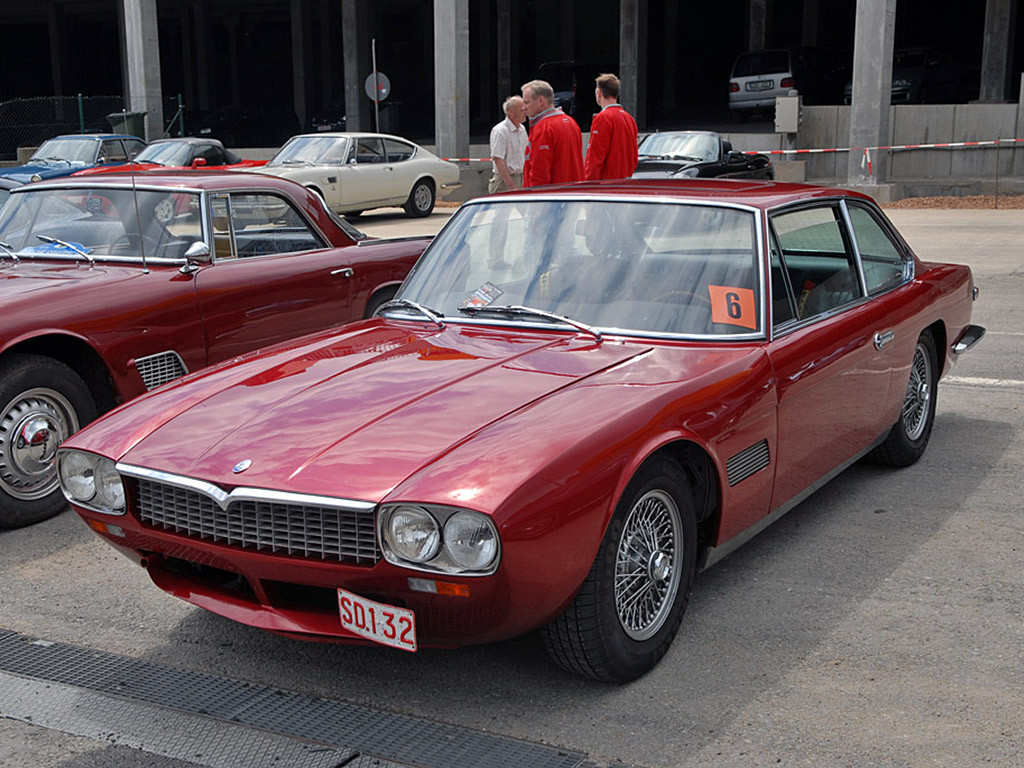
[0,172,429,528]
[58,179,984,681]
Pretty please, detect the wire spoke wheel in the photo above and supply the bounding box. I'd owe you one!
[614,489,682,641]
[901,341,932,442]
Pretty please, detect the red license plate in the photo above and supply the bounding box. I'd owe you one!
[337,588,417,652]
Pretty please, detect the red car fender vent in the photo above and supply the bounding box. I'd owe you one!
[725,439,770,487]
[780,77,795,89]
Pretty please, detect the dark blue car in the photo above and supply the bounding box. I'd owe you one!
[0,134,146,183]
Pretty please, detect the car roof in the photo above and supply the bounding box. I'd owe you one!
[150,137,226,147]
[288,132,415,142]
[48,134,141,142]
[486,178,873,211]
[20,170,305,194]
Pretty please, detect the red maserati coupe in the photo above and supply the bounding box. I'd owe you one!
[58,179,984,680]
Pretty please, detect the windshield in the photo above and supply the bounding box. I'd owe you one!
[29,139,98,165]
[639,133,718,162]
[894,50,926,68]
[268,136,350,166]
[0,187,204,261]
[733,51,790,77]
[396,199,761,337]
[135,142,193,166]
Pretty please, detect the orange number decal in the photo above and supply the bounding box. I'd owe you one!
[708,285,757,330]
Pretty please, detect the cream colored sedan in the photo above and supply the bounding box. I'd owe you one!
[251,133,460,218]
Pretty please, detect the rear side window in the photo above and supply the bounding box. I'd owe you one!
[384,139,414,162]
[846,204,908,294]
[733,51,790,77]
[770,205,862,320]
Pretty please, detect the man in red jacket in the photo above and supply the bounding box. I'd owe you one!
[521,79,583,187]
[584,73,638,180]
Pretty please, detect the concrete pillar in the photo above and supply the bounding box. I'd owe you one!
[195,0,210,109]
[342,0,371,132]
[619,0,648,130]
[846,0,896,184]
[749,0,768,49]
[47,1,65,96]
[291,0,311,126]
[120,0,164,141]
[433,0,469,159]
[496,0,512,104]
[979,0,1018,102]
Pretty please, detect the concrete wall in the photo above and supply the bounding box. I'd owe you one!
[800,103,1023,181]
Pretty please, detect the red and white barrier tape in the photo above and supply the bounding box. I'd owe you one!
[742,137,1024,156]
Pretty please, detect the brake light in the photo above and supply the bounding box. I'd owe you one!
[729,82,739,92]
[780,77,795,88]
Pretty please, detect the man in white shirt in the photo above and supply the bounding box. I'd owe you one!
[489,96,527,193]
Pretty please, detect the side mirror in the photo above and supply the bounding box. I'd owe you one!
[96,157,106,165]
[183,241,211,262]
[192,157,207,167]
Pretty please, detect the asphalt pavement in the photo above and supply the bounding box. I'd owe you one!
[0,205,1020,768]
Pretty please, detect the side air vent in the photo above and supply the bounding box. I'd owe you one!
[134,351,188,390]
[726,439,770,487]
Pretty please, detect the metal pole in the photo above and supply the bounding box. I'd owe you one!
[371,38,379,133]
[78,93,85,133]
[178,94,185,136]
[994,137,1001,209]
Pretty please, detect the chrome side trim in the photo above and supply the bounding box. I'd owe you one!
[115,463,376,512]
[700,429,888,572]
[952,324,986,355]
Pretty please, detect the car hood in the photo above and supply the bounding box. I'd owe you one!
[0,261,142,299]
[0,162,87,183]
[81,322,653,502]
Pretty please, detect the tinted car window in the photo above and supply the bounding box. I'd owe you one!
[770,205,861,319]
[100,140,128,162]
[124,139,146,159]
[733,50,790,77]
[847,204,907,294]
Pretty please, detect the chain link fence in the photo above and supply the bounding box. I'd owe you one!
[0,95,191,160]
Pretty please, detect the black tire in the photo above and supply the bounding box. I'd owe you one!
[0,354,97,528]
[541,457,697,681]
[364,286,398,318]
[403,179,435,218]
[869,331,938,467]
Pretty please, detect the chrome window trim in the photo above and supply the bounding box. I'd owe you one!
[116,463,376,513]
[841,199,916,293]
[389,194,768,342]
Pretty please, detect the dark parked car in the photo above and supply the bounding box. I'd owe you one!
[0,172,430,528]
[633,131,773,180]
[844,47,968,104]
[729,47,848,120]
[73,137,266,176]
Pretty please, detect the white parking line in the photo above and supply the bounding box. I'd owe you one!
[944,375,1024,389]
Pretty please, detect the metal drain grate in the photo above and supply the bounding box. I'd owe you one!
[0,630,587,768]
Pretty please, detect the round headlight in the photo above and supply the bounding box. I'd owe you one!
[385,506,441,563]
[59,451,97,502]
[30,173,42,182]
[93,458,125,511]
[444,511,498,570]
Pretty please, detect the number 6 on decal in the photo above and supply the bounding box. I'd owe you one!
[708,285,757,330]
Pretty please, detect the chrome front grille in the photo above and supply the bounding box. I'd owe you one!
[134,478,380,564]
[134,351,188,390]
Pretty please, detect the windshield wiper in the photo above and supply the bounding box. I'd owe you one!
[45,156,71,164]
[378,298,445,328]
[0,240,19,265]
[35,234,95,265]
[458,304,602,341]
[282,159,311,165]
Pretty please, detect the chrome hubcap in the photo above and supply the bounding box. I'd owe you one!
[414,185,432,211]
[902,343,932,442]
[614,489,682,641]
[0,389,78,500]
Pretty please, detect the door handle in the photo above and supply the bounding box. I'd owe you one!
[331,267,354,278]
[873,330,895,350]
